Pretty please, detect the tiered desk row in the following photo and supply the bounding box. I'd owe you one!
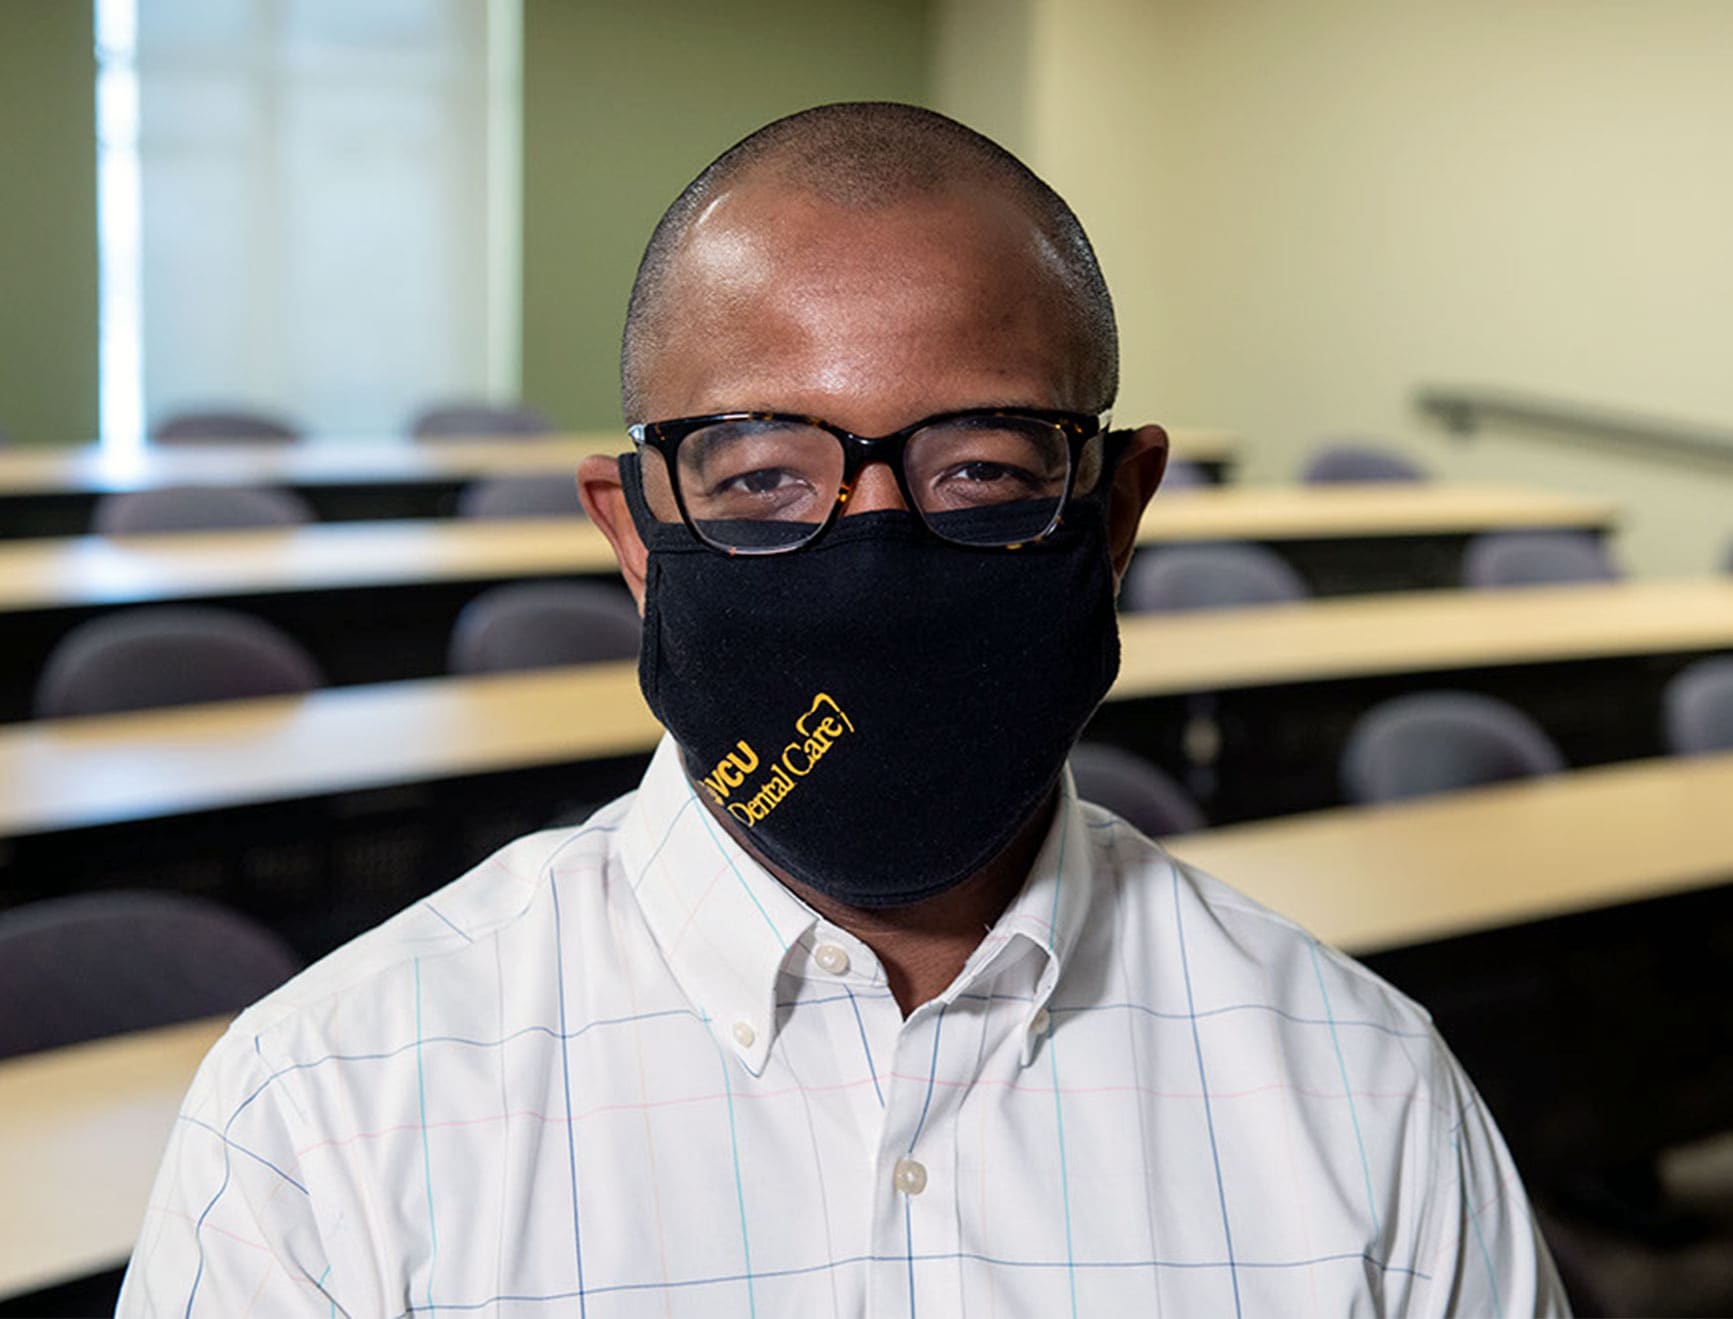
[2,430,1730,1302]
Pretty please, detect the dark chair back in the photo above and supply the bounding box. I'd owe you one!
[1300,441,1427,484]
[1341,691,1566,804]
[92,484,315,535]
[34,605,325,718]
[448,581,641,674]
[151,409,300,444]
[0,891,301,1059]
[1122,543,1310,613]
[1070,742,1206,837]
[1663,656,1733,755]
[456,473,584,519]
[1157,458,1210,491]
[411,400,556,439]
[1462,531,1619,588]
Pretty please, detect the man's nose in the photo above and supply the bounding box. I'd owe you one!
[843,461,907,515]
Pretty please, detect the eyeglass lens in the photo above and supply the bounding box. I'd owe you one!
[667,416,1073,552]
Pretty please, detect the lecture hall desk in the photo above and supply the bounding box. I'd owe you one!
[6,752,1733,1304]
[4,578,1733,944]
[0,483,1620,720]
[0,429,1238,537]
[1169,752,1733,1183]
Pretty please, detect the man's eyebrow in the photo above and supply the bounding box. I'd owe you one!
[680,417,805,467]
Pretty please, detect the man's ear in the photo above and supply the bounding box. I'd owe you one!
[577,454,649,612]
[1107,423,1169,582]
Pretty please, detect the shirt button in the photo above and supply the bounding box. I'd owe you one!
[893,1158,928,1196]
[1031,1007,1052,1037]
[732,1020,756,1049]
[813,943,851,976]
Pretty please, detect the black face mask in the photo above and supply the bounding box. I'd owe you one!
[621,455,1121,908]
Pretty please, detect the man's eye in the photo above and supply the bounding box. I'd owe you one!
[715,467,798,495]
[952,461,1027,484]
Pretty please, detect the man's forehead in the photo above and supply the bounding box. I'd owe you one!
[672,176,1065,303]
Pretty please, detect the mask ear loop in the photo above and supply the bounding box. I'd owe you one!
[617,449,663,542]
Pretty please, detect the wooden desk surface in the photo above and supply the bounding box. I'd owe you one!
[3,578,1732,840]
[1167,751,1733,953]
[1144,481,1616,540]
[0,483,1617,614]
[0,664,657,838]
[0,1015,228,1298]
[0,429,1240,497]
[1114,576,1733,697]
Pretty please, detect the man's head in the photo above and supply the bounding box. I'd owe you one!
[583,101,1166,598]
[618,101,1119,426]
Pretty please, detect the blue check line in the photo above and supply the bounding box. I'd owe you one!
[177,1114,306,1194]
[843,985,885,1108]
[1309,940,1381,1239]
[1172,867,1243,1319]
[217,1007,704,1123]
[185,1039,293,1317]
[630,795,696,889]
[1050,998,1431,1040]
[1457,1126,1503,1313]
[687,783,788,947]
[710,1027,758,1318]
[549,877,589,1317]
[413,960,440,1312]
[420,901,474,944]
[1046,803,1080,1319]
[384,1247,1428,1315]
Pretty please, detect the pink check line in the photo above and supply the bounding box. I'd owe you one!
[879,1069,1458,1116]
[296,1072,1451,1159]
[149,1203,272,1254]
[293,1073,889,1157]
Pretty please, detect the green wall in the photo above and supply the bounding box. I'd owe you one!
[521,0,933,431]
[0,2,99,445]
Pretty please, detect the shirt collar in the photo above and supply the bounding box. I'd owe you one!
[621,737,1096,1072]
[621,736,817,1076]
[934,765,1096,1065]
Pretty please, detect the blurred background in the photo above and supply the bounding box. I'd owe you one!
[3,2,1733,1315]
[3,0,1732,570]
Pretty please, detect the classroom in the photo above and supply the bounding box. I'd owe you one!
[3,2,1732,1315]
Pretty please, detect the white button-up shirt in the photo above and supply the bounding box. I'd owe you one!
[120,737,1566,1316]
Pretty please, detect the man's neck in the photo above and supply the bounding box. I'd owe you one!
[701,786,1059,1017]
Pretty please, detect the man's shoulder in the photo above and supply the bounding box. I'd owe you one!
[230,802,633,1047]
[1088,807,1439,1041]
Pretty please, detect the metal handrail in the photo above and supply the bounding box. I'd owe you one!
[1416,386,1733,469]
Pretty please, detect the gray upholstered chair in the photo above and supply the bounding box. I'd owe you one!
[1299,441,1427,484]
[34,605,325,718]
[1462,531,1620,588]
[456,473,584,519]
[92,484,315,535]
[410,400,556,439]
[1157,458,1210,492]
[0,891,301,1060]
[1662,656,1733,755]
[1069,741,1206,837]
[1122,543,1310,613]
[447,581,641,674]
[150,408,300,444]
[1341,691,1567,805]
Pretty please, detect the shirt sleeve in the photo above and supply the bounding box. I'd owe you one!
[116,1024,349,1318]
[1412,1029,1573,1317]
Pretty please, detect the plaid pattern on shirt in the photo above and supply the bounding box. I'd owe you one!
[119,735,1567,1317]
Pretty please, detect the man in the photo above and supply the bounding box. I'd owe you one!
[121,103,1566,1316]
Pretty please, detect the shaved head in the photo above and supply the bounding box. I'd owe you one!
[620,102,1118,423]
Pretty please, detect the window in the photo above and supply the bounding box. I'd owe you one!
[97,0,521,450]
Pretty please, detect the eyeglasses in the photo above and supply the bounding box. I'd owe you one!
[628,407,1112,555]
